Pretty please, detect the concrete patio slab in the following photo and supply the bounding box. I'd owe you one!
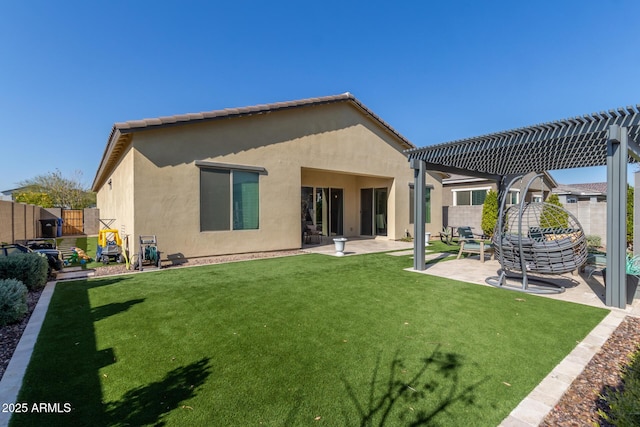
[302,237,414,256]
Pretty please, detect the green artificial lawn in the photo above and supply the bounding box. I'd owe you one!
[12,253,608,426]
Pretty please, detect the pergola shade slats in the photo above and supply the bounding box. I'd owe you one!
[406,105,640,177]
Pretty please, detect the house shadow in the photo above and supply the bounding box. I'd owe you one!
[339,347,488,426]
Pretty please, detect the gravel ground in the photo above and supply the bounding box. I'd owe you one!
[1,252,639,426]
[541,315,640,426]
[0,288,43,380]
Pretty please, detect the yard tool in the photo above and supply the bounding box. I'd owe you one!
[135,235,161,271]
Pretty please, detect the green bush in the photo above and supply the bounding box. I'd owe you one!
[600,349,640,426]
[586,235,602,250]
[541,194,568,228]
[0,253,48,291]
[0,278,28,326]
[481,189,499,238]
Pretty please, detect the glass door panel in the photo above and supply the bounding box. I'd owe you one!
[330,188,343,236]
[374,188,387,236]
[360,189,373,235]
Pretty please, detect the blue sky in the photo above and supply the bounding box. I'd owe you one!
[1,0,640,193]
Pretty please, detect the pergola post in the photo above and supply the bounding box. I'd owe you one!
[635,170,640,258]
[606,125,627,308]
[410,158,426,271]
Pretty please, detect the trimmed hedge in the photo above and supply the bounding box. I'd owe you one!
[0,253,48,291]
[0,278,28,326]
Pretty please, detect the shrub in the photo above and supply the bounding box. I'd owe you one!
[600,349,640,426]
[541,194,568,228]
[481,189,499,238]
[0,278,28,326]
[0,253,48,291]
[586,235,602,250]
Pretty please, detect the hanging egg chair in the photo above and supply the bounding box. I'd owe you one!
[486,174,588,294]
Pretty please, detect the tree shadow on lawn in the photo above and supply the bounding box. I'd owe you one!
[91,298,145,322]
[340,347,488,426]
[104,357,211,427]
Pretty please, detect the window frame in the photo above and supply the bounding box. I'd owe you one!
[197,161,265,232]
[409,183,433,224]
[452,186,491,206]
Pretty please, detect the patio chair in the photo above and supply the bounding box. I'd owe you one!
[456,226,493,263]
[580,252,607,279]
[303,222,322,244]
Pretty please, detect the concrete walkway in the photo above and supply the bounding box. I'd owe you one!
[0,281,56,427]
[302,236,414,255]
[1,241,638,426]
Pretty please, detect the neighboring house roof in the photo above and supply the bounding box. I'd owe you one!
[92,93,416,191]
[443,171,558,188]
[441,173,486,185]
[553,182,607,196]
[1,186,30,197]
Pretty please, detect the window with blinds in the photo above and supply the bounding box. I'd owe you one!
[200,168,259,231]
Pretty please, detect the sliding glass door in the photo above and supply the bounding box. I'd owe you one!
[301,187,344,238]
[360,187,387,236]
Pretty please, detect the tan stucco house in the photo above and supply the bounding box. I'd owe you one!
[92,93,443,259]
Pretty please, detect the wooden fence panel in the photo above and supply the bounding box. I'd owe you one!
[62,210,84,235]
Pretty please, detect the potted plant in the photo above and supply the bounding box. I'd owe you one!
[603,254,640,305]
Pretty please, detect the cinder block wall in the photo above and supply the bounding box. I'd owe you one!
[0,201,42,242]
[0,201,13,243]
[443,206,484,233]
[564,202,607,247]
[444,202,608,247]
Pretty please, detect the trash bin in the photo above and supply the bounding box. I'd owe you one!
[39,219,57,238]
[56,218,64,237]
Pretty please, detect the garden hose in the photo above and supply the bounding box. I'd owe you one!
[145,245,159,264]
[123,235,130,270]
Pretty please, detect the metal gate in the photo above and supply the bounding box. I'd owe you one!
[62,210,84,235]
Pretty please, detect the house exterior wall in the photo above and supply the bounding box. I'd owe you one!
[96,145,135,246]
[97,102,431,258]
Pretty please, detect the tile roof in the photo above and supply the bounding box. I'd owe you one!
[92,93,415,191]
[113,92,413,147]
[554,182,607,195]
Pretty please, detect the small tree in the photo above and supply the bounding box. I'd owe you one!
[14,191,54,207]
[481,189,499,238]
[16,170,95,209]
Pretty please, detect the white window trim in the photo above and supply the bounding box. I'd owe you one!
[452,186,491,206]
[507,189,520,204]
